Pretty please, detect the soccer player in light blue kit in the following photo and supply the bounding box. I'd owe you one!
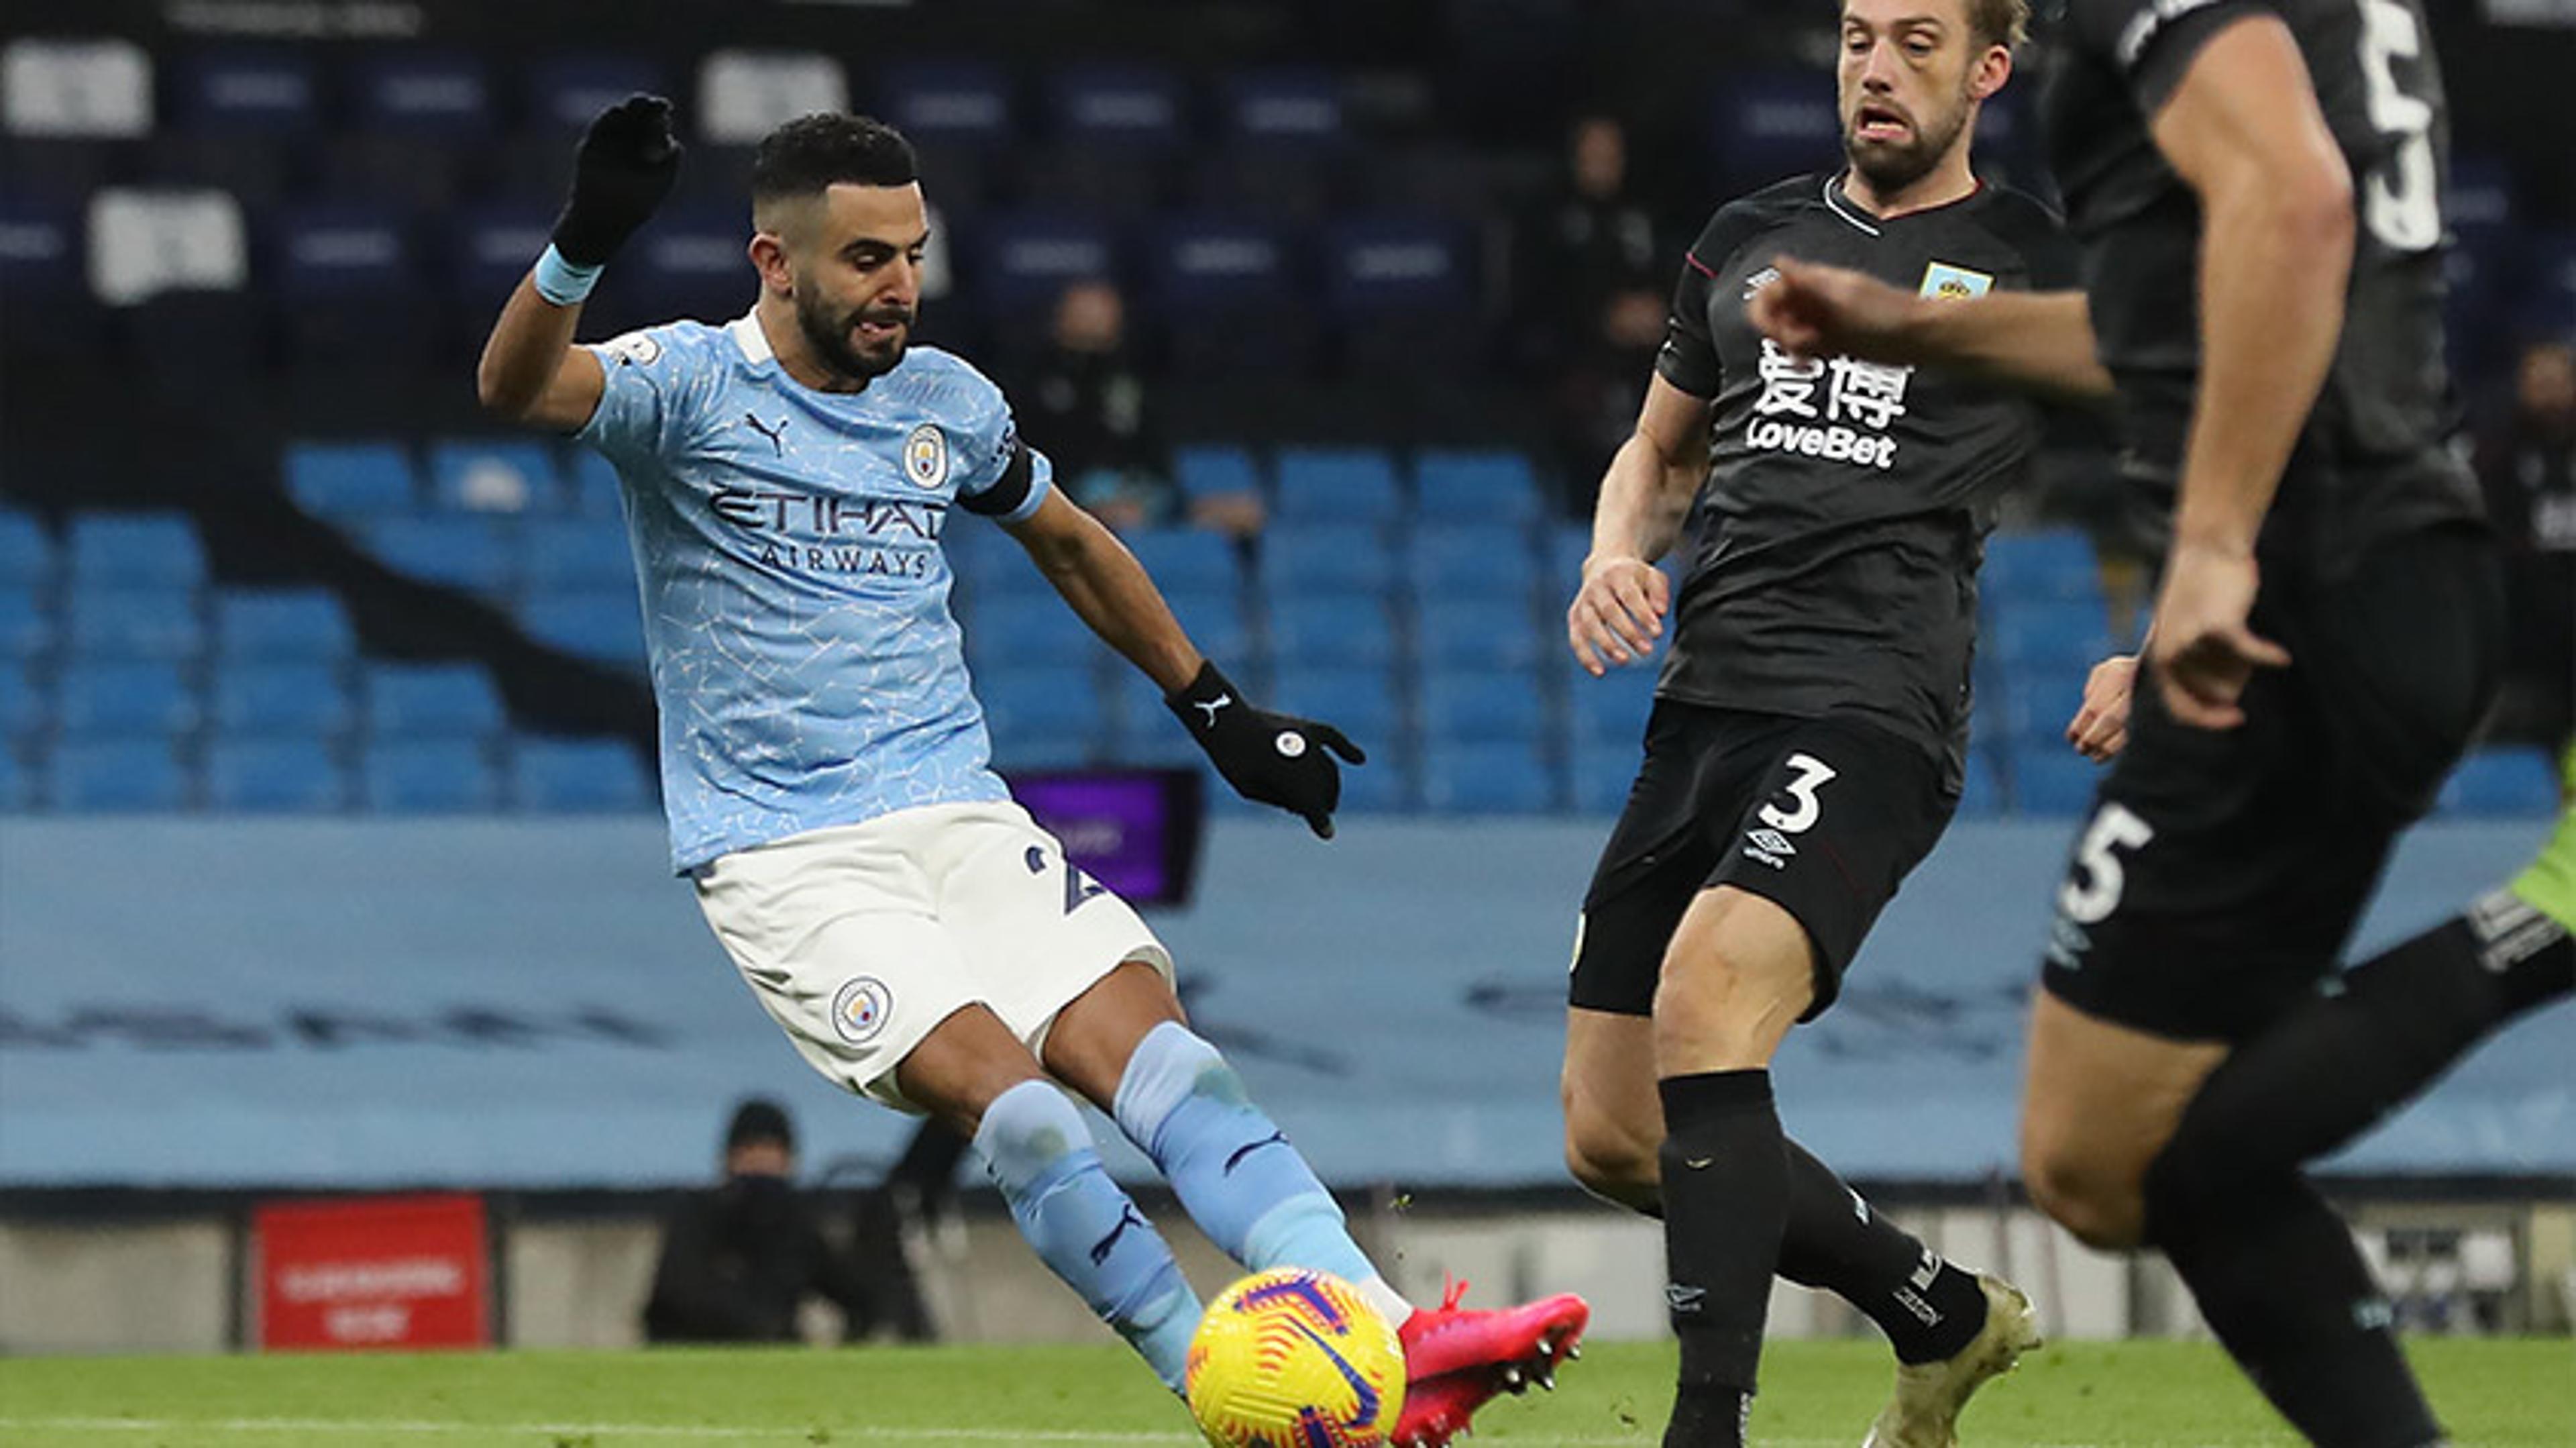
[476,98,1587,1445]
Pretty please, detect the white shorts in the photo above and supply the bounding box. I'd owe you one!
[693,800,1173,1112]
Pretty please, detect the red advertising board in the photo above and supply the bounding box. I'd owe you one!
[253,1193,490,1350]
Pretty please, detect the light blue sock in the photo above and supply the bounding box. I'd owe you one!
[975,1079,1199,1390]
[1112,1022,1385,1294]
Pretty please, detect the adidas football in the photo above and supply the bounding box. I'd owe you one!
[1184,1267,1407,1448]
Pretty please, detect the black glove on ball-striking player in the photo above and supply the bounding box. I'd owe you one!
[553,93,683,268]
[1166,662,1366,839]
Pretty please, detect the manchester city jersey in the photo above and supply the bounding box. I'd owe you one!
[578,314,1052,872]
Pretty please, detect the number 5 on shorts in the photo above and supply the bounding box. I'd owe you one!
[2059,803,2154,925]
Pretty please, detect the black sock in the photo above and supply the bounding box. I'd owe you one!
[2145,1164,2443,1448]
[2178,906,2571,1173]
[1658,1068,1784,1448]
[1776,1138,1988,1363]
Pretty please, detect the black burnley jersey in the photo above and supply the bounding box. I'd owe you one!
[1654,174,2076,782]
[2046,0,2483,571]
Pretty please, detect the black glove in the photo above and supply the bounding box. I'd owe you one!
[1166,662,1366,839]
[552,93,683,268]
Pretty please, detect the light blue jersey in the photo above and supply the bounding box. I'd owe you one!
[578,313,1052,872]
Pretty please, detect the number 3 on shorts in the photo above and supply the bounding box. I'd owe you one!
[2059,803,2154,925]
[1758,753,1838,835]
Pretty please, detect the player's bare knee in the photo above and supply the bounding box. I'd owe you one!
[2021,1136,2145,1250]
[1561,1106,1658,1205]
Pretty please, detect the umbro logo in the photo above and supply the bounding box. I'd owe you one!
[743,412,789,456]
[1665,1283,1707,1314]
[1747,828,1794,858]
[1742,266,1780,299]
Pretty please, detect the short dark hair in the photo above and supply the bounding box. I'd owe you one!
[1967,0,2030,50]
[724,1097,795,1153]
[750,113,918,203]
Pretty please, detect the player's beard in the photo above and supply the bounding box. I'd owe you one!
[795,289,912,384]
[1844,84,1973,196]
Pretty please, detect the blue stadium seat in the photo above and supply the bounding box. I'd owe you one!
[525,54,667,135]
[519,592,647,667]
[622,207,759,325]
[1710,70,1840,189]
[56,662,199,737]
[1986,599,2116,672]
[1325,215,1477,376]
[0,195,105,365]
[1546,523,1593,595]
[2438,747,2561,817]
[977,213,1116,327]
[51,740,189,813]
[209,663,353,739]
[284,441,420,518]
[877,61,1014,151]
[963,594,1097,667]
[1407,528,1542,605]
[1414,596,1543,671]
[274,205,415,300]
[1414,450,1544,527]
[1421,739,1556,815]
[66,514,206,592]
[1267,594,1397,669]
[1102,671,1203,765]
[0,584,52,662]
[1124,528,1242,594]
[171,49,320,134]
[1173,446,1265,503]
[1269,665,1401,761]
[510,736,653,812]
[2010,751,2106,816]
[430,438,565,514]
[1419,668,1547,744]
[1997,673,2087,749]
[360,739,500,813]
[1566,668,1656,753]
[1570,742,1642,815]
[1221,68,1344,144]
[980,663,1108,768]
[362,517,517,596]
[65,590,205,663]
[0,511,55,587]
[1982,529,2105,605]
[1259,524,1396,597]
[520,519,637,593]
[204,739,346,813]
[1151,217,1312,376]
[1162,587,1252,665]
[447,204,557,311]
[364,662,506,739]
[213,590,356,662]
[352,50,493,136]
[1273,449,1403,525]
[1048,63,1183,148]
[0,660,49,741]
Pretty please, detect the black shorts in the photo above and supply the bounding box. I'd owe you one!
[2041,526,2506,1043]
[1570,704,1957,1020]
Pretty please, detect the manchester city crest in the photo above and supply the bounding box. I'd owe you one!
[903,423,950,490]
[830,976,894,1045]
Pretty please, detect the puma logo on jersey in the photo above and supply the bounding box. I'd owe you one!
[1194,694,1232,729]
[743,413,789,456]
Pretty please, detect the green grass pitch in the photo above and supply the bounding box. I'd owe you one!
[0,1338,2567,1446]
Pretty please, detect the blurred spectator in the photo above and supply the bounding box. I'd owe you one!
[1549,282,1669,518]
[642,1097,893,1344]
[1507,115,1666,380]
[2475,337,2576,749]
[1023,280,1173,533]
